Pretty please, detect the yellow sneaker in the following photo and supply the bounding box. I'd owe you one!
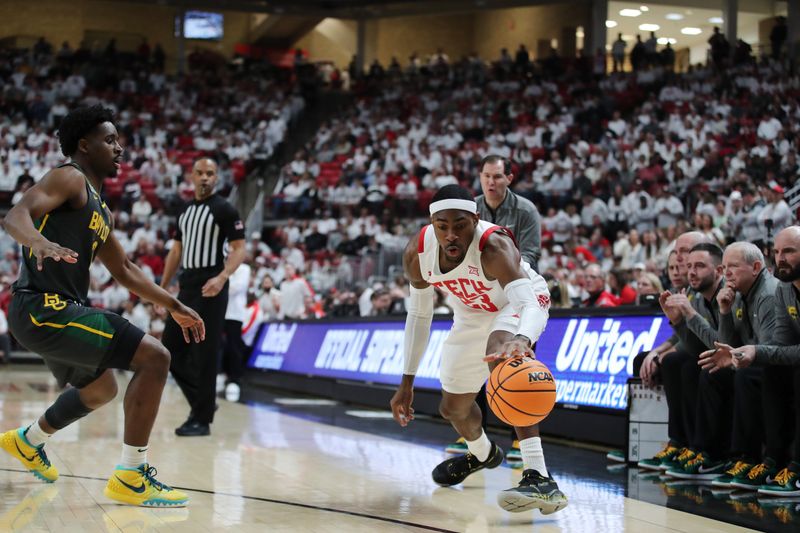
[104,464,189,507]
[0,427,59,483]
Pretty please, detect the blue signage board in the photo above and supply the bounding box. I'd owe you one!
[248,314,673,410]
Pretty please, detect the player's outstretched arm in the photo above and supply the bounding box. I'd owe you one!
[481,233,550,362]
[3,167,84,270]
[97,232,205,343]
[390,233,434,427]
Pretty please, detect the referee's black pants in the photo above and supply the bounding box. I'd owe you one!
[163,282,228,425]
[660,350,700,448]
[763,365,800,465]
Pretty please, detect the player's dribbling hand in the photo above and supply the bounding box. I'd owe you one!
[171,304,206,343]
[390,386,414,427]
[483,339,534,363]
[30,240,78,271]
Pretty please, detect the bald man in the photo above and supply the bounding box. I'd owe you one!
[706,227,800,496]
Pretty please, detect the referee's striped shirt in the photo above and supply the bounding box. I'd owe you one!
[175,194,245,284]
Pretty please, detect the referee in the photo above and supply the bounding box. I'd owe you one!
[161,158,246,436]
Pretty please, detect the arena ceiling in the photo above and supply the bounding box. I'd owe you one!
[123,0,566,18]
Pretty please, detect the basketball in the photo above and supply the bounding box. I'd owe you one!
[486,357,556,427]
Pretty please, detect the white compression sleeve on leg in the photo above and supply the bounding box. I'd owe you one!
[403,285,435,375]
[503,277,550,343]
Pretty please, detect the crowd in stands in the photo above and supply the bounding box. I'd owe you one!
[0,36,305,347]
[265,37,798,319]
[1,32,799,348]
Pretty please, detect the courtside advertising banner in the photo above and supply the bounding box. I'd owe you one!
[248,315,673,410]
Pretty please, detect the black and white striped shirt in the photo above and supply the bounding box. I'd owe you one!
[175,194,245,285]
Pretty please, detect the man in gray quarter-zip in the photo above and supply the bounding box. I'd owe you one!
[475,155,541,271]
[673,243,777,483]
[705,227,800,496]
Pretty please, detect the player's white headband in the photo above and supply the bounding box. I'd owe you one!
[429,199,477,215]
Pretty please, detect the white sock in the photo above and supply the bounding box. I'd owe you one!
[24,420,52,447]
[520,436,548,477]
[121,444,148,469]
[465,430,492,462]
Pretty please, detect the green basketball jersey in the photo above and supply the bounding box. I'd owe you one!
[13,162,113,303]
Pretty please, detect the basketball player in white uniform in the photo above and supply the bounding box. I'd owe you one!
[390,185,568,514]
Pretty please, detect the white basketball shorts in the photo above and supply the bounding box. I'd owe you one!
[439,304,519,394]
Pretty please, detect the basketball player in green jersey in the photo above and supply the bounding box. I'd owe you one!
[0,105,205,507]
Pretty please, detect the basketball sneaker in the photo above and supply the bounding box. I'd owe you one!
[712,460,754,488]
[731,459,779,491]
[432,443,504,486]
[606,449,626,463]
[507,440,522,462]
[758,462,800,497]
[497,469,568,514]
[637,444,681,471]
[104,464,189,507]
[444,437,467,454]
[666,452,726,480]
[659,448,697,472]
[0,427,58,483]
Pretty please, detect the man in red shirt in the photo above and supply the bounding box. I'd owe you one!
[583,264,619,307]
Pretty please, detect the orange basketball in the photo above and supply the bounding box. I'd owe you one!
[486,357,556,427]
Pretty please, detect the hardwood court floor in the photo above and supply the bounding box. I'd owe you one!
[0,366,769,532]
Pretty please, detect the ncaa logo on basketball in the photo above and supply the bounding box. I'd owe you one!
[528,370,554,383]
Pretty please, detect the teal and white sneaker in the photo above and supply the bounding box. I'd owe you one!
[445,437,467,454]
[731,459,779,491]
[758,462,800,497]
[606,449,626,463]
[660,448,697,472]
[507,440,522,462]
[637,444,681,471]
[666,452,726,480]
[712,460,754,488]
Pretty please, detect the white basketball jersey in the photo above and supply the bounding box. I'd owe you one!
[417,220,547,316]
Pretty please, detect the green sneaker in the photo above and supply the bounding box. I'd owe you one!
[445,437,467,454]
[507,440,522,462]
[606,449,626,463]
[666,452,726,480]
[731,459,779,491]
[659,448,697,472]
[758,462,800,497]
[637,444,681,471]
[711,460,754,488]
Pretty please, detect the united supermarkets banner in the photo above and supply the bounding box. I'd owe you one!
[248,315,673,411]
